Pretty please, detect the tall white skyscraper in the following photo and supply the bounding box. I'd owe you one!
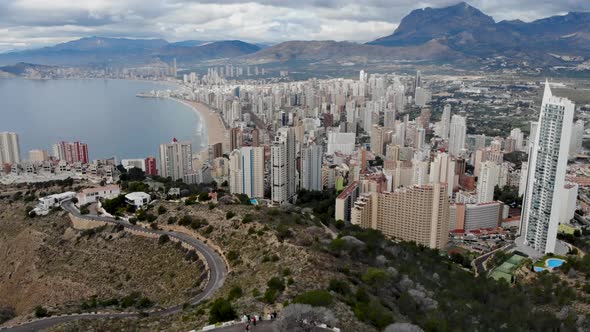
[477,161,499,203]
[521,82,575,254]
[300,144,323,191]
[229,146,265,198]
[271,127,297,206]
[0,132,21,165]
[429,152,455,197]
[438,104,451,139]
[159,139,193,181]
[448,115,466,157]
[527,121,539,152]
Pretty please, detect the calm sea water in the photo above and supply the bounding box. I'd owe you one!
[0,78,205,161]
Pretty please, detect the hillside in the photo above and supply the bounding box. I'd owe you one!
[246,40,464,65]
[0,200,206,325]
[31,186,590,332]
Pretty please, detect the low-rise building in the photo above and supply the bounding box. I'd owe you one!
[76,184,121,205]
[125,192,151,209]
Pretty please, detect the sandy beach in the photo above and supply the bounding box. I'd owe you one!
[173,98,228,153]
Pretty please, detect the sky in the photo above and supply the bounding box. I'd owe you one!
[0,0,589,53]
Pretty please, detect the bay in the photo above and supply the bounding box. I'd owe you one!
[0,78,205,161]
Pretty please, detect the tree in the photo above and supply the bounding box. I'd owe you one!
[274,304,337,332]
[34,306,49,318]
[127,167,146,181]
[157,205,167,215]
[208,298,237,324]
[226,211,235,219]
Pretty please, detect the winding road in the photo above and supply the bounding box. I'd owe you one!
[1,200,228,332]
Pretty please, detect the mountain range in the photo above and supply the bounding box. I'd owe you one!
[0,37,262,67]
[1,2,589,70]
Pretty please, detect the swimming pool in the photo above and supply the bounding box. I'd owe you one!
[546,258,565,269]
[534,258,566,272]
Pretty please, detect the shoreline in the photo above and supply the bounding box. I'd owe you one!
[171,98,228,156]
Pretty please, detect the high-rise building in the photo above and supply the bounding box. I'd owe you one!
[415,70,422,89]
[521,82,575,254]
[0,132,21,165]
[53,141,89,164]
[251,128,260,147]
[438,104,451,139]
[448,115,466,157]
[527,121,539,152]
[477,161,499,203]
[271,127,297,206]
[370,125,385,156]
[351,183,449,249]
[301,144,323,191]
[510,128,524,151]
[569,120,584,158]
[145,156,158,176]
[229,146,265,198]
[429,152,455,197]
[159,139,193,181]
[335,181,360,222]
[230,127,243,152]
[28,149,48,163]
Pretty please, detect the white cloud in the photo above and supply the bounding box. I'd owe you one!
[0,0,588,52]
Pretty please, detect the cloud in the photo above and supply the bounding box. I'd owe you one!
[0,0,589,53]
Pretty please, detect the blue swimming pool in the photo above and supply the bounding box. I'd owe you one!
[534,266,546,272]
[546,258,565,269]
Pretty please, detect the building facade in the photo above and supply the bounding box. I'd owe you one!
[521,82,575,254]
[159,139,193,181]
[0,132,21,165]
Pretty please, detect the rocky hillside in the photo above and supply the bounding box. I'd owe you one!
[0,201,205,325]
[42,189,590,332]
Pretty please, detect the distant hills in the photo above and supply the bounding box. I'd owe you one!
[1,2,589,70]
[0,37,262,67]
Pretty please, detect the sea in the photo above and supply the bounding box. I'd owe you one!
[0,78,206,161]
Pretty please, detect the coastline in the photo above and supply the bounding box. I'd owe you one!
[172,98,228,155]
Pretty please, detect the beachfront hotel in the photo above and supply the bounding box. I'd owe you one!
[159,138,193,181]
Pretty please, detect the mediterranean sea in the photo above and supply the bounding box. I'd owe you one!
[0,78,205,161]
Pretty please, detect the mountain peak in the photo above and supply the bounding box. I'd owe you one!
[368,2,494,47]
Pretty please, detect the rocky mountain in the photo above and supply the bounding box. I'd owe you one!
[245,39,464,65]
[0,37,261,67]
[369,2,590,61]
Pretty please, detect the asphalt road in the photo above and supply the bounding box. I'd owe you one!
[1,201,228,332]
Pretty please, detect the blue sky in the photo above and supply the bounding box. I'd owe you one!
[0,0,589,52]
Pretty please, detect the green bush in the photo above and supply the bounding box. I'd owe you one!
[228,286,243,300]
[208,298,237,324]
[242,214,254,223]
[226,211,235,219]
[294,290,333,307]
[263,288,278,304]
[157,206,167,215]
[158,234,170,244]
[267,277,285,292]
[328,279,351,295]
[34,306,48,318]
